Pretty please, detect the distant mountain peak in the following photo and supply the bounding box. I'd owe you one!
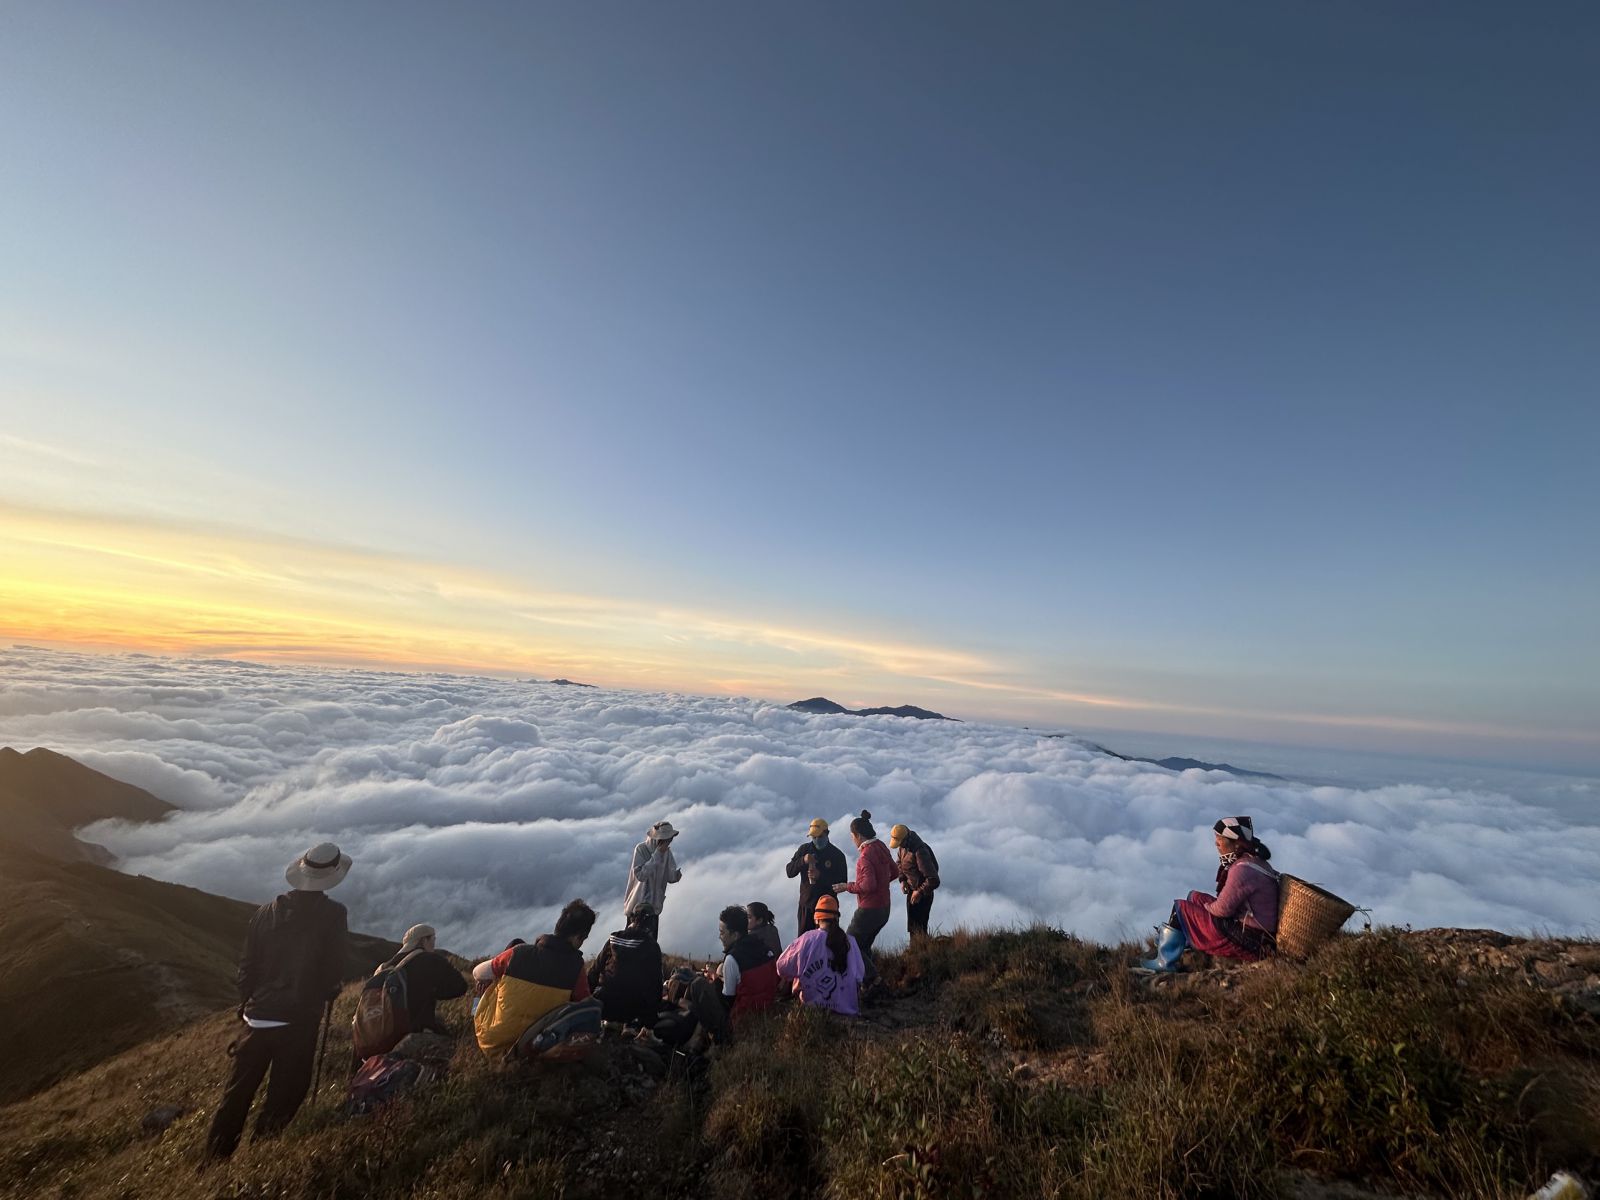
[787,697,955,721]
[789,697,850,715]
[1048,737,1285,782]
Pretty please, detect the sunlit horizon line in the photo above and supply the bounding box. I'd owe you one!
[0,499,995,677]
[3,498,1595,755]
[8,626,1597,760]
[926,672,1600,747]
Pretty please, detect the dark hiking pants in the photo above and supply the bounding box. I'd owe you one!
[847,905,891,982]
[907,894,934,940]
[206,1020,319,1159]
[796,899,817,940]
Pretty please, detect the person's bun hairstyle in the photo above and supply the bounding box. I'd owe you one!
[850,809,877,840]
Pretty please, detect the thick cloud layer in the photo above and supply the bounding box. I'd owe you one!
[3,646,1596,957]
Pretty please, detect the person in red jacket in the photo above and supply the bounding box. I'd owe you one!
[831,809,898,983]
[713,904,779,1024]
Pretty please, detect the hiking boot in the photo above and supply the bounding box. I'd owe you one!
[1132,921,1188,974]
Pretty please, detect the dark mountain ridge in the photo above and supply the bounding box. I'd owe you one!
[788,697,956,721]
[0,748,397,1103]
[0,745,175,862]
[1030,733,1286,781]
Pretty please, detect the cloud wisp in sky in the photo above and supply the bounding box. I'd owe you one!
[5,500,1592,766]
[2,647,1595,959]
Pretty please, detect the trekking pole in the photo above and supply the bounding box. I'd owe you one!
[312,998,333,1098]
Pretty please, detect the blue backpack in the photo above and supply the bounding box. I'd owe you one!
[512,997,604,1063]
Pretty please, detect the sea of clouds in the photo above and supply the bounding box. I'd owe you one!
[2,646,1596,957]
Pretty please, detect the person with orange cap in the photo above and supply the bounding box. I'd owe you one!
[889,824,940,940]
[784,817,848,938]
[775,893,865,1016]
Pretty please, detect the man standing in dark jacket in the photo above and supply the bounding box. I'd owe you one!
[588,903,664,1026]
[785,818,848,938]
[205,843,350,1160]
[890,825,940,940]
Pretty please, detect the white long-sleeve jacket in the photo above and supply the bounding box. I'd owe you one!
[623,837,682,915]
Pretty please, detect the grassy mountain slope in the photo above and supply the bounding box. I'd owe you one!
[0,845,399,1104]
[2,927,1596,1200]
[0,747,398,1104]
[0,745,174,862]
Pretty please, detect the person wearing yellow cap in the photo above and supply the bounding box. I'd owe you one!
[775,893,865,1016]
[784,816,848,938]
[890,824,941,940]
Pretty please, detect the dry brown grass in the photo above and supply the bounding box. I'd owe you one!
[1,926,1595,1200]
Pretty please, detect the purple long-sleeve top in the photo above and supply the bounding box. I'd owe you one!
[1206,857,1280,933]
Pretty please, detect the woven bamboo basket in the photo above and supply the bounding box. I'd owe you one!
[1275,874,1357,959]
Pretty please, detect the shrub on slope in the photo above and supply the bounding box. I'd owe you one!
[0,927,1595,1200]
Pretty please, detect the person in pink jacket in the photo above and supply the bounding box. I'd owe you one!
[831,809,898,982]
[1135,815,1281,973]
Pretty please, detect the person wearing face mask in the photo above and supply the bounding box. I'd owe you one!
[623,820,682,939]
[785,817,849,938]
[1134,816,1281,974]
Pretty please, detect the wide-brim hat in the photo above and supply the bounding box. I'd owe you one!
[889,824,910,848]
[285,842,352,891]
[650,820,679,841]
[807,818,829,837]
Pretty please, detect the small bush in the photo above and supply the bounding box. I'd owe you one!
[4,928,1597,1199]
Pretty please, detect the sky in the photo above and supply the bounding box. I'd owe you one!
[2,3,1597,770]
[5,648,1596,957]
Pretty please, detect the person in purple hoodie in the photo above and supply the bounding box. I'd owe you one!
[776,894,865,1016]
[1135,816,1281,973]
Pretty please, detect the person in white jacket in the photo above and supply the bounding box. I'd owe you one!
[623,820,681,938]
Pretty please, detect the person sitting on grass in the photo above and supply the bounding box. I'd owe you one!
[745,901,783,957]
[654,965,727,1052]
[473,900,596,1058]
[776,893,865,1016]
[375,923,469,1035]
[712,904,779,1024]
[588,902,664,1027]
[1135,816,1280,973]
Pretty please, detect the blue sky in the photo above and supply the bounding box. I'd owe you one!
[2,2,1597,768]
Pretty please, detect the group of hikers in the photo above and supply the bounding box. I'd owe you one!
[205,808,1280,1161]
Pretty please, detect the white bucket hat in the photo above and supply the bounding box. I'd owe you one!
[285,842,352,891]
[401,923,436,950]
[650,820,679,842]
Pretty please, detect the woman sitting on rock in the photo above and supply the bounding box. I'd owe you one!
[1137,816,1280,973]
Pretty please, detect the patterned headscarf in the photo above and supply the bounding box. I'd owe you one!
[1214,816,1258,889]
[1214,815,1255,844]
